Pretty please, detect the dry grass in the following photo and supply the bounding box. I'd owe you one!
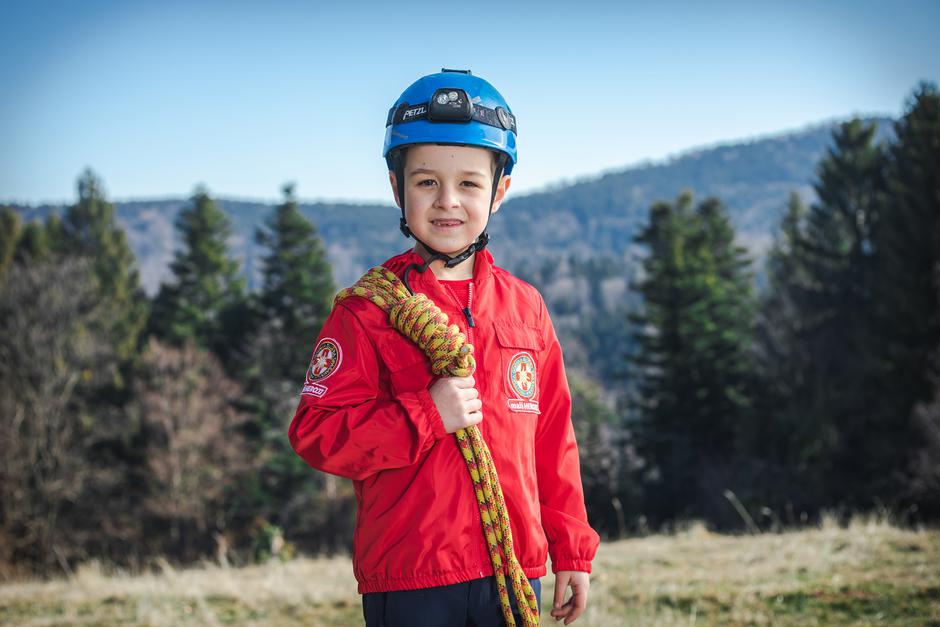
[2,516,938,626]
[586,516,940,626]
[0,555,362,626]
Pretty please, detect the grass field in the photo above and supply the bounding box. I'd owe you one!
[1,516,938,626]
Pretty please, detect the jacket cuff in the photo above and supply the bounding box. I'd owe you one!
[551,558,593,574]
[416,388,448,441]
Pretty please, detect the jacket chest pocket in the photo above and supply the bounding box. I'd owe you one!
[492,321,544,414]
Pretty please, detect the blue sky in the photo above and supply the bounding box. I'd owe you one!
[2,0,938,206]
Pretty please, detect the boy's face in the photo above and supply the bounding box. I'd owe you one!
[389,144,511,258]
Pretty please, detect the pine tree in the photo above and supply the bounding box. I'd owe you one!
[255,183,335,380]
[236,183,340,545]
[749,193,830,512]
[13,220,49,263]
[754,118,906,512]
[0,207,21,281]
[687,197,758,454]
[797,120,886,507]
[910,309,940,519]
[628,196,694,523]
[870,82,940,505]
[44,212,66,253]
[628,192,757,525]
[148,186,246,354]
[58,169,148,363]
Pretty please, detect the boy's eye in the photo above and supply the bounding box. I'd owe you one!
[462,181,481,188]
[417,179,436,187]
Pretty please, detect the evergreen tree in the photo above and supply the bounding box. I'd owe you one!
[911,319,940,518]
[792,119,885,508]
[44,212,66,254]
[628,192,757,525]
[236,183,340,547]
[870,82,940,505]
[688,197,758,455]
[148,186,246,354]
[58,168,148,364]
[13,220,49,263]
[0,207,21,281]
[748,193,830,514]
[751,115,938,514]
[255,183,335,380]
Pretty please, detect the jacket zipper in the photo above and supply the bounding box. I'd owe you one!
[462,282,475,329]
[442,281,475,337]
[465,284,479,393]
[464,282,474,333]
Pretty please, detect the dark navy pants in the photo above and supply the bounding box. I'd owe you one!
[362,576,542,627]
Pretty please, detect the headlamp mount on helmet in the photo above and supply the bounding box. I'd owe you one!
[387,91,517,134]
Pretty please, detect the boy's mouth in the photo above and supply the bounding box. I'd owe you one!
[431,219,464,228]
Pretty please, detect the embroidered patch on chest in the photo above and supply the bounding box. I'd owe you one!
[507,351,540,413]
[508,352,537,398]
[306,338,342,384]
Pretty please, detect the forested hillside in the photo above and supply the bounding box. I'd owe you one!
[6,117,894,385]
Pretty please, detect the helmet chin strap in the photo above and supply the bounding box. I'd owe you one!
[395,152,507,294]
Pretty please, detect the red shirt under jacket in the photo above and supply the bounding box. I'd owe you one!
[288,248,600,593]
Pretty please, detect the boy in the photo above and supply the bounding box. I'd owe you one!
[289,69,599,626]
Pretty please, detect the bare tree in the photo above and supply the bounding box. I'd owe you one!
[128,338,256,560]
[0,258,116,575]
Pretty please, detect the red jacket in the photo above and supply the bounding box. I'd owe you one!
[288,249,600,593]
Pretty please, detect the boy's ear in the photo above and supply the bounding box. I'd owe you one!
[388,171,402,209]
[490,175,512,214]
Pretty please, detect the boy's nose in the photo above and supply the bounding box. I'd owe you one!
[434,184,461,209]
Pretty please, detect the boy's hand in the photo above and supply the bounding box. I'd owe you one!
[429,376,483,434]
[550,570,590,624]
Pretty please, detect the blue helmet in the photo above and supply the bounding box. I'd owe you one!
[383,69,518,174]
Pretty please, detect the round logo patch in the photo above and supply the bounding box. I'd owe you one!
[508,352,537,399]
[307,338,342,383]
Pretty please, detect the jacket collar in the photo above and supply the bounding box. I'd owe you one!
[382,247,494,299]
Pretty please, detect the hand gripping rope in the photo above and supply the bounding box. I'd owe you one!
[334,266,540,627]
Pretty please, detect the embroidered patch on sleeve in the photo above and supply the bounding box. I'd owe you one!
[302,338,342,397]
[507,351,540,414]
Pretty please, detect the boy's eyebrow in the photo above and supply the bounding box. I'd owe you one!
[408,167,488,177]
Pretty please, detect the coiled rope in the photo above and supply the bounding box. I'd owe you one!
[335,266,540,627]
